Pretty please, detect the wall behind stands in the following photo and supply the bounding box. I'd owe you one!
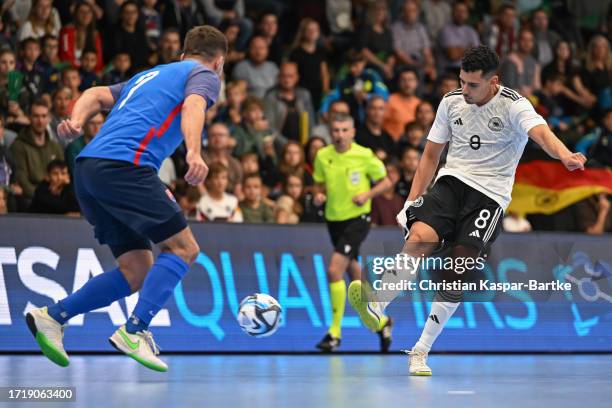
[0,215,610,352]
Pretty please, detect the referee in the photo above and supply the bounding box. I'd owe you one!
[313,112,393,352]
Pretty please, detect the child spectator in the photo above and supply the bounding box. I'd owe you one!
[275,173,303,224]
[197,163,243,222]
[371,161,404,226]
[37,35,67,93]
[102,52,131,85]
[215,80,247,132]
[239,173,274,223]
[304,136,326,177]
[61,67,82,114]
[78,49,100,91]
[576,109,612,167]
[28,159,79,215]
[401,121,426,152]
[18,37,46,106]
[174,180,201,220]
[396,146,420,198]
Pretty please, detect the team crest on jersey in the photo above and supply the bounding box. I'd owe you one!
[412,196,424,207]
[488,117,504,131]
[349,171,360,185]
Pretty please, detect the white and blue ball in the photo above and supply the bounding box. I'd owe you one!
[237,293,282,337]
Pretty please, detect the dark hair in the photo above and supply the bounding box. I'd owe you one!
[29,99,50,114]
[19,37,40,50]
[542,72,563,85]
[460,45,499,77]
[184,25,228,61]
[304,136,327,165]
[41,34,58,45]
[207,162,229,179]
[347,51,366,65]
[243,173,262,185]
[47,159,67,173]
[174,180,202,203]
[405,121,425,134]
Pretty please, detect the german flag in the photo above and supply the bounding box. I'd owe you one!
[508,160,612,215]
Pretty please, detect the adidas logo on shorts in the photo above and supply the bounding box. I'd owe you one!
[469,230,481,238]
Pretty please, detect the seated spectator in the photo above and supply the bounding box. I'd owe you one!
[255,12,282,66]
[240,152,259,176]
[0,112,17,147]
[288,18,329,111]
[61,67,82,113]
[174,180,201,220]
[102,53,132,85]
[65,112,103,175]
[436,1,479,75]
[37,35,68,94]
[320,52,388,126]
[533,73,573,133]
[357,0,395,80]
[576,108,612,167]
[500,28,541,98]
[59,1,103,72]
[10,100,63,206]
[18,37,46,107]
[264,61,315,143]
[275,173,303,224]
[232,96,285,160]
[105,1,149,72]
[396,145,420,198]
[161,0,207,41]
[0,186,7,214]
[371,161,403,226]
[276,140,312,191]
[78,50,100,91]
[202,0,252,52]
[197,163,243,222]
[392,0,436,81]
[28,159,79,215]
[356,95,395,159]
[483,4,518,59]
[215,80,247,132]
[0,116,21,211]
[530,8,561,67]
[304,136,327,178]
[382,68,421,141]
[576,193,612,235]
[415,100,435,133]
[157,28,182,65]
[218,18,245,75]
[203,123,242,196]
[16,0,61,41]
[580,35,612,111]
[400,121,426,151]
[141,0,161,53]
[232,35,279,99]
[0,50,28,123]
[428,73,459,109]
[422,0,451,41]
[503,212,532,232]
[239,173,274,223]
[48,86,72,145]
[311,100,350,144]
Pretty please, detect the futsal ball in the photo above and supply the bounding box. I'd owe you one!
[237,293,282,338]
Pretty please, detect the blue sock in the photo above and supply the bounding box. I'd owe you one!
[47,268,132,325]
[126,253,189,334]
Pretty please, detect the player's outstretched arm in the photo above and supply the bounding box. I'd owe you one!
[528,124,586,171]
[58,86,115,139]
[407,140,446,201]
[181,94,209,185]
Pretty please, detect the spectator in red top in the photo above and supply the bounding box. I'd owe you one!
[59,1,103,72]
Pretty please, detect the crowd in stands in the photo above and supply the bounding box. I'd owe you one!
[0,0,610,233]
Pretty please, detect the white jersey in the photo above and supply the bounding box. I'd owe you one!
[428,86,547,210]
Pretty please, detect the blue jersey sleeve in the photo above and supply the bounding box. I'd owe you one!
[185,65,221,110]
[108,82,126,102]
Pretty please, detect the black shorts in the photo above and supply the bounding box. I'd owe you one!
[405,176,503,254]
[74,158,187,258]
[326,214,371,260]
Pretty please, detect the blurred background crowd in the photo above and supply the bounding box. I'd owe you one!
[0,0,610,233]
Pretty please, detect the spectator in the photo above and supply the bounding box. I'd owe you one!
[59,1,103,72]
[304,136,326,178]
[371,161,404,226]
[197,162,243,222]
[357,0,395,80]
[239,173,274,223]
[174,180,201,220]
[382,67,421,141]
[28,159,79,215]
[61,67,82,113]
[576,108,612,167]
[356,95,395,159]
[422,0,451,41]
[16,0,61,41]
[532,73,572,133]
[141,0,161,53]
[392,0,436,82]
[201,0,252,51]
[541,40,596,113]
[576,193,612,235]
[320,52,388,126]
[203,123,243,195]
[277,140,312,190]
[18,37,46,107]
[312,99,350,144]
[159,157,177,188]
[157,28,182,65]
[232,35,278,99]
[580,35,612,110]
[216,80,247,132]
[275,173,303,224]
[436,1,479,75]
[264,61,315,143]
[9,100,63,204]
[530,8,561,67]
[401,121,426,151]
[256,12,282,66]
[0,186,7,214]
[105,1,149,72]
[0,50,28,122]
[218,18,244,75]
[47,86,72,145]
[0,115,21,211]
[428,73,459,109]
[503,212,532,232]
[161,0,207,41]
[64,112,103,175]
[37,35,67,93]
[396,145,420,198]
[500,28,541,98]
[78,49,100,90]
[288,18,330,111]
[483,4,518,59]
[102,52,131,85]
[0,113,17,147]
[232,96,284,160]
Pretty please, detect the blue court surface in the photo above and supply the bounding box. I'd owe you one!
[1,354,610,407]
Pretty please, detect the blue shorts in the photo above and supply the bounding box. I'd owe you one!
[74,157,187,257]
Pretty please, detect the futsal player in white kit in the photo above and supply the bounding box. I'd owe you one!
[348,45,586,375]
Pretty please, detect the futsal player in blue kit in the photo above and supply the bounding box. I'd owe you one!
[25,26,227,372]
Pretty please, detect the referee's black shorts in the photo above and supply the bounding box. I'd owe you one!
[326,214,371,260]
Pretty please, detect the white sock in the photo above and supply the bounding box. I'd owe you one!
[414,301,461,353]
[375,255,419,311]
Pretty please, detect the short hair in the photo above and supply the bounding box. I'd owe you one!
[367,95,386,107]
[29,99,50,114]
[41,34,58,45]
[208,162,229,178]
[542,72,563,85]
[330,112,355,127]
[19,37,39,49]
[329,99,350,111]
[52,86,72,100]
[460,45,500,77]
[226,80,247,93]
[162,27,180,39]
[347,51,366,65]
[174,180,201,203]
[405,121,425,134]
[242,96,264,113]
[240,152,258,162]
[47,159,67,173]
[183,25,228,61]
[243,173,262,185]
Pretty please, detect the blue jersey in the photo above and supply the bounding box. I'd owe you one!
[79,60,220,170]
